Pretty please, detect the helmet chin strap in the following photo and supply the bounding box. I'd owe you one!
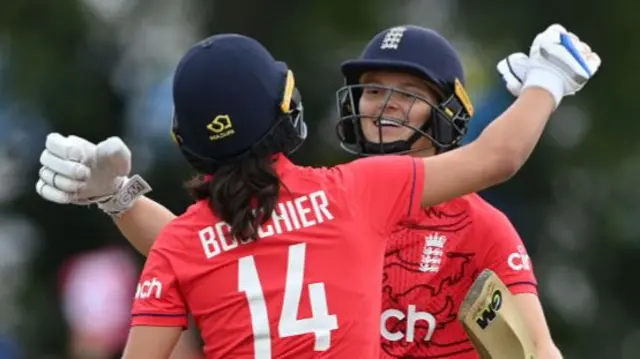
[360,135,438,156]
[361,139,411,154]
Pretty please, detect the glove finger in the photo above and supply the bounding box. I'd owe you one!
[496,58,509,75]
[507,84,521,96]
[497,57,524,83]
[36,179,74,204]
[67,135,97,149]
[508,52,529,63]
[67,135,98,165]
[39,166,86,192]
[502,75,522,97]
[566,31,580,43]
[45,133,92,163]
[546,24,567,34]
[506,53,528,82]
[497,71,520,97]
[96,137,131,177]
[532,24,564,54]
[586,51,602,74]
[558,34,596,78]
[40,149,91,180]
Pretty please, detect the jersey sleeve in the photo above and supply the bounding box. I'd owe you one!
[479,211,538,296]
[130,245,188,328]
[340,155,424,234]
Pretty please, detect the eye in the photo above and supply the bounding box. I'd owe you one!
[364,87,380,95]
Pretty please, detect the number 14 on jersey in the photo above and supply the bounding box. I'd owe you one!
[238,243,339,358]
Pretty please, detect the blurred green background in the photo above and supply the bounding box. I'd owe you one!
[0,0,635,358]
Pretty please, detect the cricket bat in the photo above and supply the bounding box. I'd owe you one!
[458,269,536,359]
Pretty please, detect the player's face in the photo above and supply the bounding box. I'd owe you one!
[358,71,438,145]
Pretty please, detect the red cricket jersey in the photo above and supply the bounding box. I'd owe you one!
[379,193,538,358]
[131,154,425,358]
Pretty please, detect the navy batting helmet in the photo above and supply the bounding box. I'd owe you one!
[171,34,307,173]
[336,25,474,155]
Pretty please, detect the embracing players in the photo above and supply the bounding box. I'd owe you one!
[36,24,598,358]
[335,25,563,359]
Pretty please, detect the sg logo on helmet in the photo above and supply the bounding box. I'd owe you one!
[207,114,235,141]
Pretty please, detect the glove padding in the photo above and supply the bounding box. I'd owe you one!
[522,24,601,107]
[36,133,151,217]
[497,52,529,97]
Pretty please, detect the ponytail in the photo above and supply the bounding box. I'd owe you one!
[186,155,280,240]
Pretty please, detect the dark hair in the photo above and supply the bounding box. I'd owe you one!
[186,155,280,240]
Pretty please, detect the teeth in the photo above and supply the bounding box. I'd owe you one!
[376,119,401,127]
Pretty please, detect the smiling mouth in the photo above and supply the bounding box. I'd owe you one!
[374,118,403,128]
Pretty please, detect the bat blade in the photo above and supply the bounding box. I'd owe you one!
[458,269,536,359]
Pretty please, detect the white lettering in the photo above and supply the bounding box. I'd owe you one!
[274,202,293,232]
[294,196,315,228]
[135,278,163,299]
[257,213,275,238]
[200,191,335,259]
[286,200,302,230]
[508,252,531,271]
[507,245,531,271]
[251,191,334,237]
[380,308,405,341]
[215,222,238,251]
[309,190,334,223]
[200,226,221,259]
[380,305,436,342]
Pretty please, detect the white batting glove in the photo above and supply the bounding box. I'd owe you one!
[497,52,529,97]
[522,24,601,107]
[36,133,152,217]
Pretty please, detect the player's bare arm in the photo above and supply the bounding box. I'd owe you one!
[514,293,563,358]
[114,196,176,255]
[420,24,600,207]
[420,87,554,207]
[482,208,563,358]
[35,25,600,256]
[121,325,182,359]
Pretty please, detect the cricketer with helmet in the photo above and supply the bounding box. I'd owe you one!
[35,23,598,358]
[336,25,563,358]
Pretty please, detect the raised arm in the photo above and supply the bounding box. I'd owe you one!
[113,196,176,255]
[420,87,554,206]
[420,24,600,207]
[36,133,173,256]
